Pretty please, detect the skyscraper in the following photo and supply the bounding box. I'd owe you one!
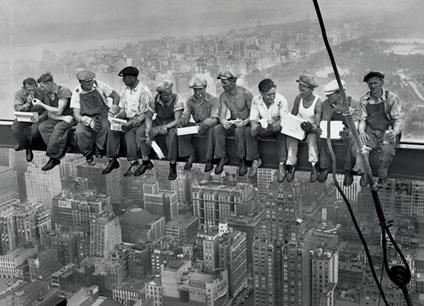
[143,181,178,222]
[89,214,122,258]
[0,166,19,204]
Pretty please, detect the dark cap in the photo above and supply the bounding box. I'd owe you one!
[363,71,384,82]
[37,72,54,83]
[217,70,238,80]
[296,73,318,88]
[118,66,139,77]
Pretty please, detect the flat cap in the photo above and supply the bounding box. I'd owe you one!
[118,66,139,77]
[76,70,96,81]
[188,76,207,89]
[363,71,384,82]
[324,79,346,95]
[217,70,238,80]
[297,73,318,88]
[156,80,173,93]
[37,72,54,83]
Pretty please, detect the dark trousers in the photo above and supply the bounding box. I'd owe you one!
[137,124,179,161]
[75,117,110,156]
[11,120,43,149]
[107,125,140,161]
[246,127,287,162]
[39,119,75,159]
[178,123,216,160]
[319,136,354,171]
[214,125,248,160]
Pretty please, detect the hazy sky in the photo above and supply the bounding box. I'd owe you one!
[1,0,420,46]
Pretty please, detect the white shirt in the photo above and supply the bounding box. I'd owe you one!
[70,80,114,109]
[119,81,152,119]
[249,93,289,124]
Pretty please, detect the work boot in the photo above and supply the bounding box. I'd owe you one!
[343,170,354,186]
[133,160,154,176]
[42,158,60,171]
[14,144,24,151]
[277,162,287,183]
[318,168,331,183]
[310,163,320,183]
[204,160,213,173]
[360,173,369,187]
[123,161,139,177]
[286,165,296,182]
[215,157,228,175]
[102,158,120,174]
[26,148,33,162]
[168,163,177,181]
[238,159,247,177]
[184,155,196,171]
[86,154,94,164]
[248,158,262,178]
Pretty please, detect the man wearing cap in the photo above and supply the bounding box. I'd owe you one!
[11,77,47,162]
[136,80,183,180]
[286,73,322,183]
[71,70,120,163]
[353,71,403,187]
[249,78,289,179]
[318,79,360,184]
[216,70,253,176]
[103,66,153,176]
[32,72,75,170]
[177,76,220,172]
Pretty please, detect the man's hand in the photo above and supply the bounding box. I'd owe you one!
[339,128,350,138]
[359,132,370,144]
[384,130,397,144]
[109,105,121,116]
[32,98,43,107]
[122,121,134,132]
[63,115,74,124]
[90,117,102,132]
[198,122,208,134]
[233,118,245,127]
[223,120,232,129]
[300,121,313,133]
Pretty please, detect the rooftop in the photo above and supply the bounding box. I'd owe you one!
[166,214,198,227]
[114,278,146,292]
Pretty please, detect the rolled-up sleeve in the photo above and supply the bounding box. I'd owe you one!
[14,90,29,112]
[98,81,113,98]
[70,89,81,109]
[138,89,152,114]
[278,96,289,119]
[180,99,192,125]
[249,97,260,122]
[359,97,368,121]
[173,95,184,112]
[389,94,403,133]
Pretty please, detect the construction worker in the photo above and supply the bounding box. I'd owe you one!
[33,72,75,171]
[176,76,220,173]
[216,70,253,176]
[103,66,153,176]
[11,77,47,162]
[286,73,322,183]
[248,78,289,179]
[318,79,360,184]
[137,80,183,180]
[354,71,403,187]
[71,70,120,163]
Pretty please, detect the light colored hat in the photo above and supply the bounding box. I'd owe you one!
[324,79,346,95]
[296,73,319,88]
[217,70,238,80]
[76,70,96,81]
[156,80,173,93]
[188,76,207,89]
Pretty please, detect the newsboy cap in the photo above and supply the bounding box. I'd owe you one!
[156,80,173,93]
[323,79,346,95]
[363,71,384,82]
[76,70,96,81]
[188,76,207,89]
[217,70,238,80]
[296,73,318,88]
[118,66,139,77]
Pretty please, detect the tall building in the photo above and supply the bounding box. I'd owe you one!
[200,231,220,273]
[8,150,28,202]
[192,181,255,230]
[89,214,122,258]
[165,214,199,242]
[257,168,276,202]
[0,166,19,202]
[120,208,165,244]
[77,162,121,201]
[217,229,247,298]
[59,154,86,179]
[143,181,178,222]
[25,160,62,209]
[0,203,18,255]
[336,174,361,206]
[310,248,339,306]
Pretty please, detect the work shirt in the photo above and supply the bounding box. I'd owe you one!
[14,88,45,114]
[359,89,403,134]
[119,81,152,119]
[249,93,289,124]
[219,86,253,121]
[181,92,219,124]
[148,93,184,125]
[44,84,73,116]
[70,80,113,109]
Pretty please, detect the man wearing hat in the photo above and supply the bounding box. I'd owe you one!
[103,66,153,176]
[216,70,253,176]
[177,76,220,172]
[11,77,47,162]
[71,69,120,163]
[286,73,323,183]
[136,80,183,180]
[32,72,75,170]
[353,71,403,187]
[318,79,360,184]
[249,78,289,179]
